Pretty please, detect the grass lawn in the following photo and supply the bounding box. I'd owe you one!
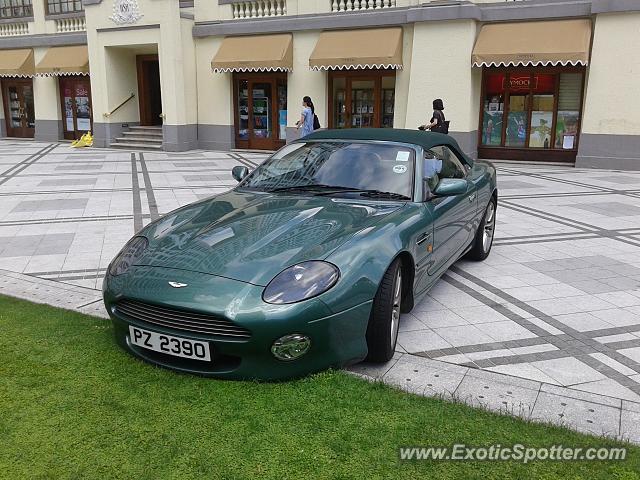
[1,294,639,479]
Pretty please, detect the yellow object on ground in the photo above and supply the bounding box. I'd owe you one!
[71,131,93,148]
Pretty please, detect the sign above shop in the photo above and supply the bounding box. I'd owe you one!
[110,0,143,25]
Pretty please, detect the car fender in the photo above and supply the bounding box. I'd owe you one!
[320,205,425,314]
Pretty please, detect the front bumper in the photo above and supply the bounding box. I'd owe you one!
[103,266,372,380]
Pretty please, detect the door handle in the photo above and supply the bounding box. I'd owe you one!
[468,193,476,202]
[417,232,432,245]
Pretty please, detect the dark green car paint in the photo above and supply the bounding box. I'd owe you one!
[103,129,497,380]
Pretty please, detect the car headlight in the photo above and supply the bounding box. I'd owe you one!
[263,261,340,304]
[109,236,149,277]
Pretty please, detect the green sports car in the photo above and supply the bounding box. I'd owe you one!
[103,129,497,380]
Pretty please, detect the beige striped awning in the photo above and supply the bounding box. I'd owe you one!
[309,28,403,71]
[472,19,592,67]
[0,49,35,77]
[35,46,89,76]
[212,34,293,72]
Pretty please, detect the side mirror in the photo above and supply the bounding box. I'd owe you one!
[432,178,467,197]
[232,165,249,183]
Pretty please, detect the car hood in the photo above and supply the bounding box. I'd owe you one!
[137,189,403,286]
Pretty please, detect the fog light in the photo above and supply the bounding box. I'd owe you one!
[271,334,311,361]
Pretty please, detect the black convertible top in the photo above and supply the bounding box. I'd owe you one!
[302,128,467,158]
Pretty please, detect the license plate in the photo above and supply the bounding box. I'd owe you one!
[129,326,211,362]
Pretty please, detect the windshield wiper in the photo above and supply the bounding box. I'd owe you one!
[268,184,353,193]
[267,184,410,200]
[357,190,411,200]
[312,188,410,200]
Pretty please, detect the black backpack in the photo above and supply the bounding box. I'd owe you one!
[313,114,321,131]
[432,110,450,134]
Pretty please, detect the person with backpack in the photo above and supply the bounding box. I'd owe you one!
[296,96,320,138]
[419,98,449,134]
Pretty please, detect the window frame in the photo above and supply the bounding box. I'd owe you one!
[45,0,83,15]
[477,65,586,163]
[428,145,468,180]
[0,0,33,19]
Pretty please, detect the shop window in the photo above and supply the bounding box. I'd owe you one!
[238,80,249,140]
[47,0,82,14]
[251,82,272,140]
[481,73,505,146]
[277,79,287,141]
[480,69,584,153]
[555,73,582,150]
[381,76,395,128]
[332,77,347,129]
[329,71,396,130]
[0,0,32,19]
[352,80,375,128]
[529,74,555,148]
[505,92,528,147]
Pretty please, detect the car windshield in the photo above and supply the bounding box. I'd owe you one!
[240,141,415,200]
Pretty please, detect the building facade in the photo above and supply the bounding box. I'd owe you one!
[0,0,639,169]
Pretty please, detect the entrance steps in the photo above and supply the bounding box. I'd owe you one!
[110,125,163,150]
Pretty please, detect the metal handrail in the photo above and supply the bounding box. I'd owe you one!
[103,93,135,118]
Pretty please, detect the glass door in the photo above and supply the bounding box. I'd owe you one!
[505,93,529,147]
[351,79,375,128]
[329,71,396,130]
[234,74,286,151]
[2,79,35,138]
[60,76,93,140]
[250,81,272,148]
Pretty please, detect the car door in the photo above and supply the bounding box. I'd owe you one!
[425,145,477,276]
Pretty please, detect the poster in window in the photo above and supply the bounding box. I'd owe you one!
[279,110,287,140]
[505,111,528,147]
[75,97,91,131]
[529,111,553,148]
[482,104,503,147]
[555,111,579,149]
[65,97,74,132]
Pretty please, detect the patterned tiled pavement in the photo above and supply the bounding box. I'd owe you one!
[2,139,640,442]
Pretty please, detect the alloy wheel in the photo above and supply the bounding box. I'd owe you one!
[390,269,402,351]
[482,201,496,253]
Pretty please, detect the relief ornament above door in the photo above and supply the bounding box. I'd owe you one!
[110,0,143,25]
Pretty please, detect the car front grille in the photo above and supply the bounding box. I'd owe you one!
[115,299,252,340]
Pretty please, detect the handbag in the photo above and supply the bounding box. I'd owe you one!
[432,111,450,134]
[313,114,321,130]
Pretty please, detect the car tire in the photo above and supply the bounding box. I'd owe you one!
[466,196,497,261]
[365,258,402,363]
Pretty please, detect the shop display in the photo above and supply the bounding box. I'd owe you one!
[382,89,394,128]
[330,73,396,130]
[529,111,553,148]
[252,97,270,138]
[278,83,287,140]
[334,89,346,128]
[352,88,374,128]
[555,111,580,149]
[480,70,584,156]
